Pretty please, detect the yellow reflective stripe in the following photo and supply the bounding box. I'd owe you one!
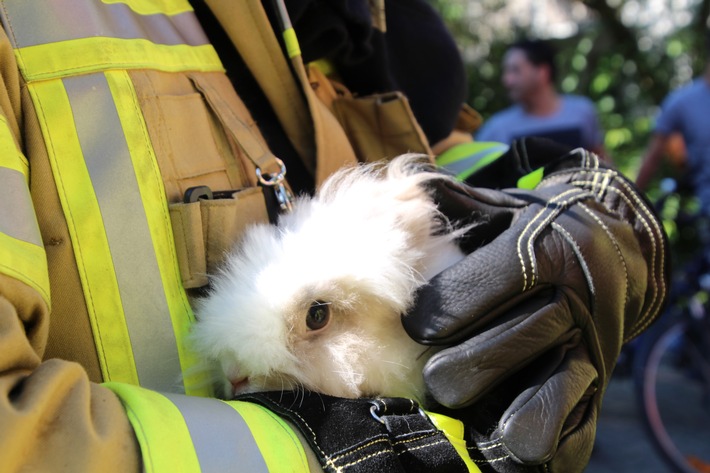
[0,116,50,306]
[101,0,193,16]
[105,383,202,473]
[28,79,139,386]
[64,72,186,392]
[428,412,481,473]
[436,141,509,182]
[15,38,223,82]
[226,401,311,472]
[517,167,545,190]
[163,394,271,473]
[2,0,209,49]
[0,232,50,306]
[105,70,209,396]
[0,115,29,179]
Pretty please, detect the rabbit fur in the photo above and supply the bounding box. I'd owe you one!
[190,154,467,403]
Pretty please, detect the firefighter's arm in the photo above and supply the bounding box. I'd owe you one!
[0,271,317,472]
[0,28,136,469]
[0,277,142,471]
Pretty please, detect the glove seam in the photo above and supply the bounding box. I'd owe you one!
[544,165,667,336]
[529,148,602,187]
[517,188,593,291]
[604,174,667,336]
[550,221,597,305]
[578,202,630,322]
[580,148,600,170]
[467,441,513,469]
[570,171,668,337]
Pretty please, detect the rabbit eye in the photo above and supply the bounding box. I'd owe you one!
[306,301,330,331]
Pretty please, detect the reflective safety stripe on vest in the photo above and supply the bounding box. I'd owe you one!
[436,140,548,190]
[0,0,224,395]
[106,382,312,473]
[0,115,51,306]
[436,141,509,182]
[1,0,222,81]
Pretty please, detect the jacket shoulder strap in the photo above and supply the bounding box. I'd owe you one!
[205,0,358,186]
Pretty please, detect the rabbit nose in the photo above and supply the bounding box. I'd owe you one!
[230,376,249,395]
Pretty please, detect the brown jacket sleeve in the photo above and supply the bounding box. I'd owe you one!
[0,278,141,472]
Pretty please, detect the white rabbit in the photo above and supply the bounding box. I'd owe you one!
[190,154,467,403]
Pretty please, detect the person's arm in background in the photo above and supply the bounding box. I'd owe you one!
[636,90,681,190]
[588,137,608,162]
[636,133,670,190]
[589,143,608,160]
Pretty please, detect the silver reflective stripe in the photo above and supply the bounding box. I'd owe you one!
[441,143,509,176]
[163,394,271,473]
[0,167,42,246]
[1,0,208,48]
[63,73,183,393]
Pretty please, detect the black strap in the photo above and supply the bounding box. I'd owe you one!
[237,391,469,473]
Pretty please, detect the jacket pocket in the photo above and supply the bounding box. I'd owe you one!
[169,187,269,289]
[308,65,432,163]
[130,70,250,204]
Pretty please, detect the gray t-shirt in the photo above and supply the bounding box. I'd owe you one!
[476,95,604,151]
[655,78,710,213]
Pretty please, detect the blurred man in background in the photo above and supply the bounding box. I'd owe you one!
[476,39,606,157]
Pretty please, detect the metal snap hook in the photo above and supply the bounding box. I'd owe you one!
[255,158,294,213]
[369,402,385,425]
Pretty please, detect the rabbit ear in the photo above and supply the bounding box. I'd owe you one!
[381,155,469,279]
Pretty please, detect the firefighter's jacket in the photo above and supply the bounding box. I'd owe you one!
[0,0,480,471]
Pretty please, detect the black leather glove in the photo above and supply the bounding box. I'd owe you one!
[404,138,670,472]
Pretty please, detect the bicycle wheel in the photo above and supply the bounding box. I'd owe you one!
[634,318,710,473]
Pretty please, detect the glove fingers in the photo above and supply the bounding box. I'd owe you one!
[423,296,578,408]
[406,223,538,344]
[500,344,598,465]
